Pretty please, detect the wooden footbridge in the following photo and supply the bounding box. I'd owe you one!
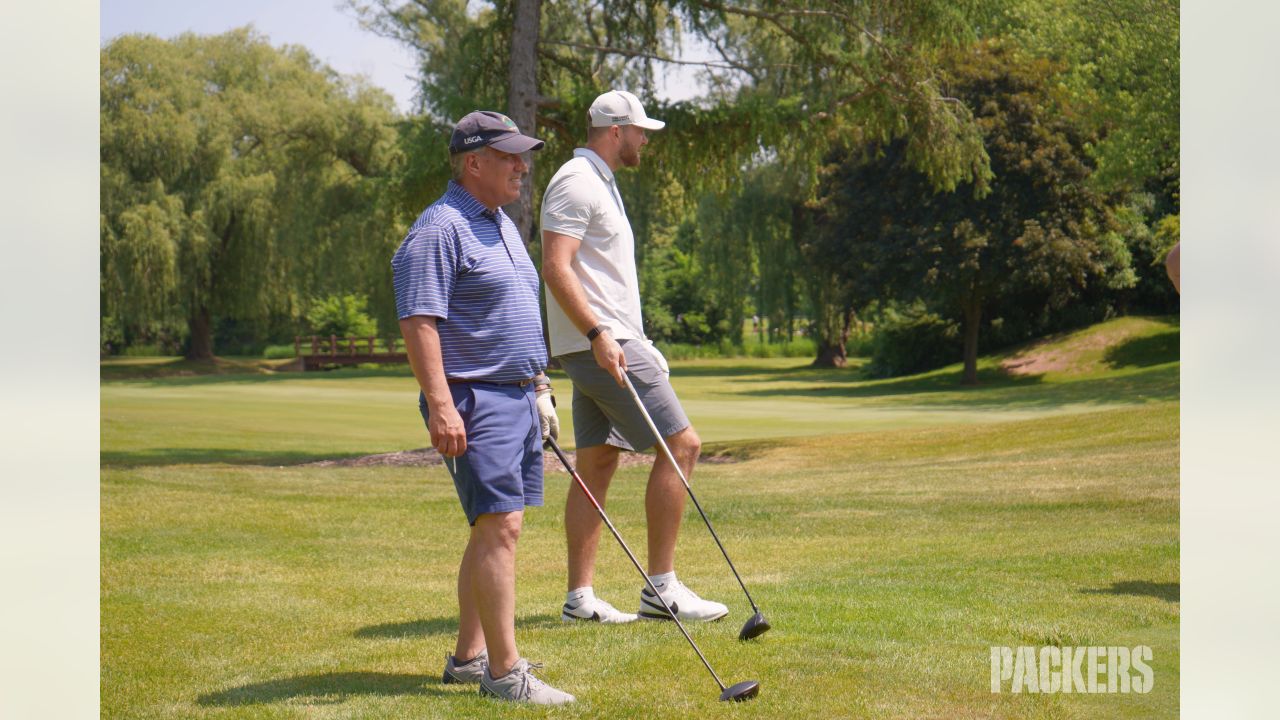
[288,335,408,371]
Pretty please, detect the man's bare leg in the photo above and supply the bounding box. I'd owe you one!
[453,538,485,661]
[461,510,522,676]
[564,444,620,590]
[646,426,701,575]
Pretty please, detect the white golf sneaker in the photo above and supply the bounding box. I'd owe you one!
[562,595,639,624]
[480,658,575,705]
[442,649,488,684]
[638,578,729,622]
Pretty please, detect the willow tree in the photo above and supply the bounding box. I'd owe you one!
[354,1,1001,360]
[100,29,401,358]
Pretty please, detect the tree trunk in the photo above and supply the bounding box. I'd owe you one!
[962,300,981,385]
[186,306,214,360]
[812,342,848,368]
[505,0,541,252]
[811,307,853,368]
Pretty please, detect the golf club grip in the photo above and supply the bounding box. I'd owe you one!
[544,438,727,691]
[620,374,762,613]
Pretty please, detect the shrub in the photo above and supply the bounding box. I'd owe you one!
[745,337,818,358]
[262,344,297,359]
[305,294,379,339]
[866,303,960,378]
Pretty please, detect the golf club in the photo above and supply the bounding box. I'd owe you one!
[621,373,772,641]
[546,437,760,702]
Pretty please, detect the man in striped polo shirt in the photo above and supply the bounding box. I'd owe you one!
[391,111,573,705]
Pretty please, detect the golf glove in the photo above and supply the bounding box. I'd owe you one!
[536,386,559,442]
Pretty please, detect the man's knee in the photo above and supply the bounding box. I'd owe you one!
[473,511,523,550]
[577,444,620,477]
[664,426,701,465]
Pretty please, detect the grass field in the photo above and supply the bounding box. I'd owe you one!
[101,316,1179,718]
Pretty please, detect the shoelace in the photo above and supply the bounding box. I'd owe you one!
[665,580,702,601]
[595,599,625,615]
[515,662,548,700]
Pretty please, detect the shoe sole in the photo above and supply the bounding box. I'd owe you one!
[638,594,728,623]
[637,607,729,622]
[443,671,481,685]
[480,681,576,704]
[561,611,639,624]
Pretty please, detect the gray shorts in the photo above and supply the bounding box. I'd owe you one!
[557,340,691,452]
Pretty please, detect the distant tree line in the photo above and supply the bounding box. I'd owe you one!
[101,1,1178,380]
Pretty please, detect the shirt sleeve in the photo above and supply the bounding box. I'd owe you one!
[540,173,598,240]
[391,222,459,320]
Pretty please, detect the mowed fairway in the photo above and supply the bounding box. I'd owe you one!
[101,317,1179,719]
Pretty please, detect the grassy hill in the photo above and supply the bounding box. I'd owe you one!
[101,317,1179,718]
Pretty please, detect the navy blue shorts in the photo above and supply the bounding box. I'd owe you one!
[418,383,544,525]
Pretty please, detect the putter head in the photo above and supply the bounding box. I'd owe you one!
[738,611,771,641]
[719,680,760,701]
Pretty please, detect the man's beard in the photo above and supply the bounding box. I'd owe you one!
[619,142,642,167]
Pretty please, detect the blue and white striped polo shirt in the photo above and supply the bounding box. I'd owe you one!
[391,181,548,382]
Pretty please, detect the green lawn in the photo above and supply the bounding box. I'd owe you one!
[101,317,1179,718]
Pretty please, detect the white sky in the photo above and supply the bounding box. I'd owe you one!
[100,0,707,114]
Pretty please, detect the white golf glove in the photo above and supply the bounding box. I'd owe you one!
[536,386,559,442]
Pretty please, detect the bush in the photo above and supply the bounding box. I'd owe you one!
[121,344,167,357]
[745,337,818,358]
[306,294,379,339]
[262,344,297,359]
[866,304,960,378]
[654,337,818,361]
[655,341,737,361]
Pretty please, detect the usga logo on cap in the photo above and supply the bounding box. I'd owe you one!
[449,110,545,154]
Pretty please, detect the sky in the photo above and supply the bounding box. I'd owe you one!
[100,0,707,114]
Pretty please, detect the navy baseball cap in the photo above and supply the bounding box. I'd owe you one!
[449,111,545,154]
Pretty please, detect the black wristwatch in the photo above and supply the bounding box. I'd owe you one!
[586,325,604,342]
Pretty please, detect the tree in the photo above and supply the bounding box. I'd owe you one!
[101,29,402,358]
[996,0,1178,196]
[352,0,1002,323]
[812,42,1135,382]
[305,293,380,338]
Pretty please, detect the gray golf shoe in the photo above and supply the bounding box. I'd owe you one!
[442,649,488,685]
[480,658,575,705]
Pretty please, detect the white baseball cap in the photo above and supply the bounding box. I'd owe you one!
[588,90,666,130]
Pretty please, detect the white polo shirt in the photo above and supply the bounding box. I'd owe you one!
[540,148,648,357]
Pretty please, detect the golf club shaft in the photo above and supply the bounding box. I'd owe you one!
[621,374,762,614]
[545,438,727,692]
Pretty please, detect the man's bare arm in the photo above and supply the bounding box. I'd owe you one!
[542,229,627,386]
[399,315,467,456]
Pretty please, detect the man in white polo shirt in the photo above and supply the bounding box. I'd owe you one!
[541,90,728,626]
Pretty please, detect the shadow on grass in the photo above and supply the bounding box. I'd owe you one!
[1104,330,1180,369]
[197,672,447,706]
[735,365,1179,409]
[355,614,560,639]
[103,363,415,387]
[669,362,823,378]
[100,447,369,468]
[1082,580,1179,603]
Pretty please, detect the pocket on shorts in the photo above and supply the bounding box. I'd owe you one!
[642,340,670,375]
[418,385,476,427]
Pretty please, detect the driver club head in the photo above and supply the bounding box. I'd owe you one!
[738,611,771,641]
[719,680,761,701]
